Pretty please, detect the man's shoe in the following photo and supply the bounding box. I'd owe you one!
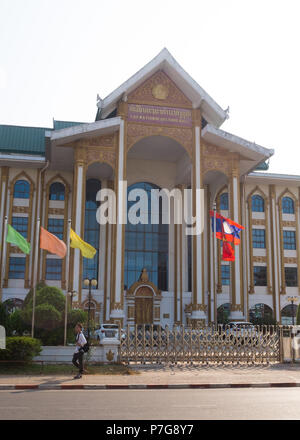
[73,374,82,379]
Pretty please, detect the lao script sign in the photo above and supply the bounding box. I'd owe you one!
[128,104,192,127]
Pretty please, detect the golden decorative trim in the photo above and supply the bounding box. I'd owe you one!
[277,189,298,295]
[4,171,34,288]
[127,70,192,108]
[247,186,271,295]
[48,208,65,216]
[282,221,296,227]
[12,206,29,214]
[127,122,193,158]
[192,304,207,312]
[42,174,70,289]
[252,219,266,226]
[253,256,267,263]
[284,257,297,264]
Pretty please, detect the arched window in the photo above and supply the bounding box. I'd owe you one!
[281,304,297,325]
[282,197,294,214]
[220,193,228,210]
[252,195,264,212]
[249,303,273,324]
[49,182,65,201]
[217,303,231,324]
[13,180,30,199]
[82,179,101,283]
[125,182,168,291]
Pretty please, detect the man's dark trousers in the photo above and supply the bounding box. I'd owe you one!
[72,350,84,374]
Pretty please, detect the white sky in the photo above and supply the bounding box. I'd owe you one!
[0,0,299,175]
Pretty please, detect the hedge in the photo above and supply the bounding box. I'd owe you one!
[0,337,42,362]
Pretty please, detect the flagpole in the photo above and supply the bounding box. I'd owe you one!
[0,216,8,295]
[31,218,40,338]
[213,202,217,328]
[64,219,71,346]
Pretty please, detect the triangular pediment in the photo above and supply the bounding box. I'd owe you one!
[98,48,227,126]
[127,70,192,108]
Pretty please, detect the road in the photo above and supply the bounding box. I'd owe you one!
[0,388,300,420]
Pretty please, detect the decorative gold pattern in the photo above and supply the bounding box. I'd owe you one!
[106,350,114,362]
[152,84,169,100]
[12,206,29,214]
[128,70,191,108]
[127,122,192,158]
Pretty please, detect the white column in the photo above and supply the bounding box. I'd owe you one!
[99,180,107,291]
[73,164,84,294]
[229,173,244,320]
[271,187,280,322]
[110,120,125,321]
[191,125,206,322]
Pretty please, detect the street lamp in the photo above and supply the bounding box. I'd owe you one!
[287,296,298,325]
[83,278,97,341]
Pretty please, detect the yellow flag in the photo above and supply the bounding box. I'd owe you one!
[70,228,96,259]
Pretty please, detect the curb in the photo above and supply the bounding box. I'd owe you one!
[1,382,300,390]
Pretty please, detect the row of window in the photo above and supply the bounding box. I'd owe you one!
[8,256,299,290]
[8,257,62,280]
[221,265,298,287]
[252,228,297,249]
[220,193,295,214]
[13,180,65,201]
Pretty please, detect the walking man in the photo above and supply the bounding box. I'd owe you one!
[72,323,87,379]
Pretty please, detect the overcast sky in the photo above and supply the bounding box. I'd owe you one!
[0,0,299,175]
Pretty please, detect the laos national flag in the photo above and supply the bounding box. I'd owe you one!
[210,211,244,245]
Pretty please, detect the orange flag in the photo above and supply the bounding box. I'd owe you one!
[40,226,67,258]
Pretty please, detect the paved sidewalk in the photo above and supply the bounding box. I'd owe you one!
[1,363,300,389]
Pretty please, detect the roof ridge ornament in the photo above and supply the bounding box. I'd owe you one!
[225,106,230,119]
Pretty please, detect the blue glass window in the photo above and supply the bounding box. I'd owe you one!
[49,182,65,201]
[283,230,296,250]
[82,179,101,284]
[221,265,230,285]
[285,267,298,287]
[253,266,267,286]
[45,259,62,280]
[124,182,168,291]
[11,216,28,238]
[48,218,64,240]
[252,195,264,212]
[8,257,26,279]
[220,193,228,210]
[282,197,294,214]
[252,229,266,248]
[13,180,30,199]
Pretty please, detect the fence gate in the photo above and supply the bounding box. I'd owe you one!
[119,324,282,364]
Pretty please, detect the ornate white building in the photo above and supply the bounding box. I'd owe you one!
[0,49,299,326]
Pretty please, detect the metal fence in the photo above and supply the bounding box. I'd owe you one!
[119,324,283,364]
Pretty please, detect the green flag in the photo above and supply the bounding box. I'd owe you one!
[6,224,31,254]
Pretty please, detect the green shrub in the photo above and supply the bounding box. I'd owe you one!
[8,310,28,336]
[68,309,88,327]
[0,337,42,361]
